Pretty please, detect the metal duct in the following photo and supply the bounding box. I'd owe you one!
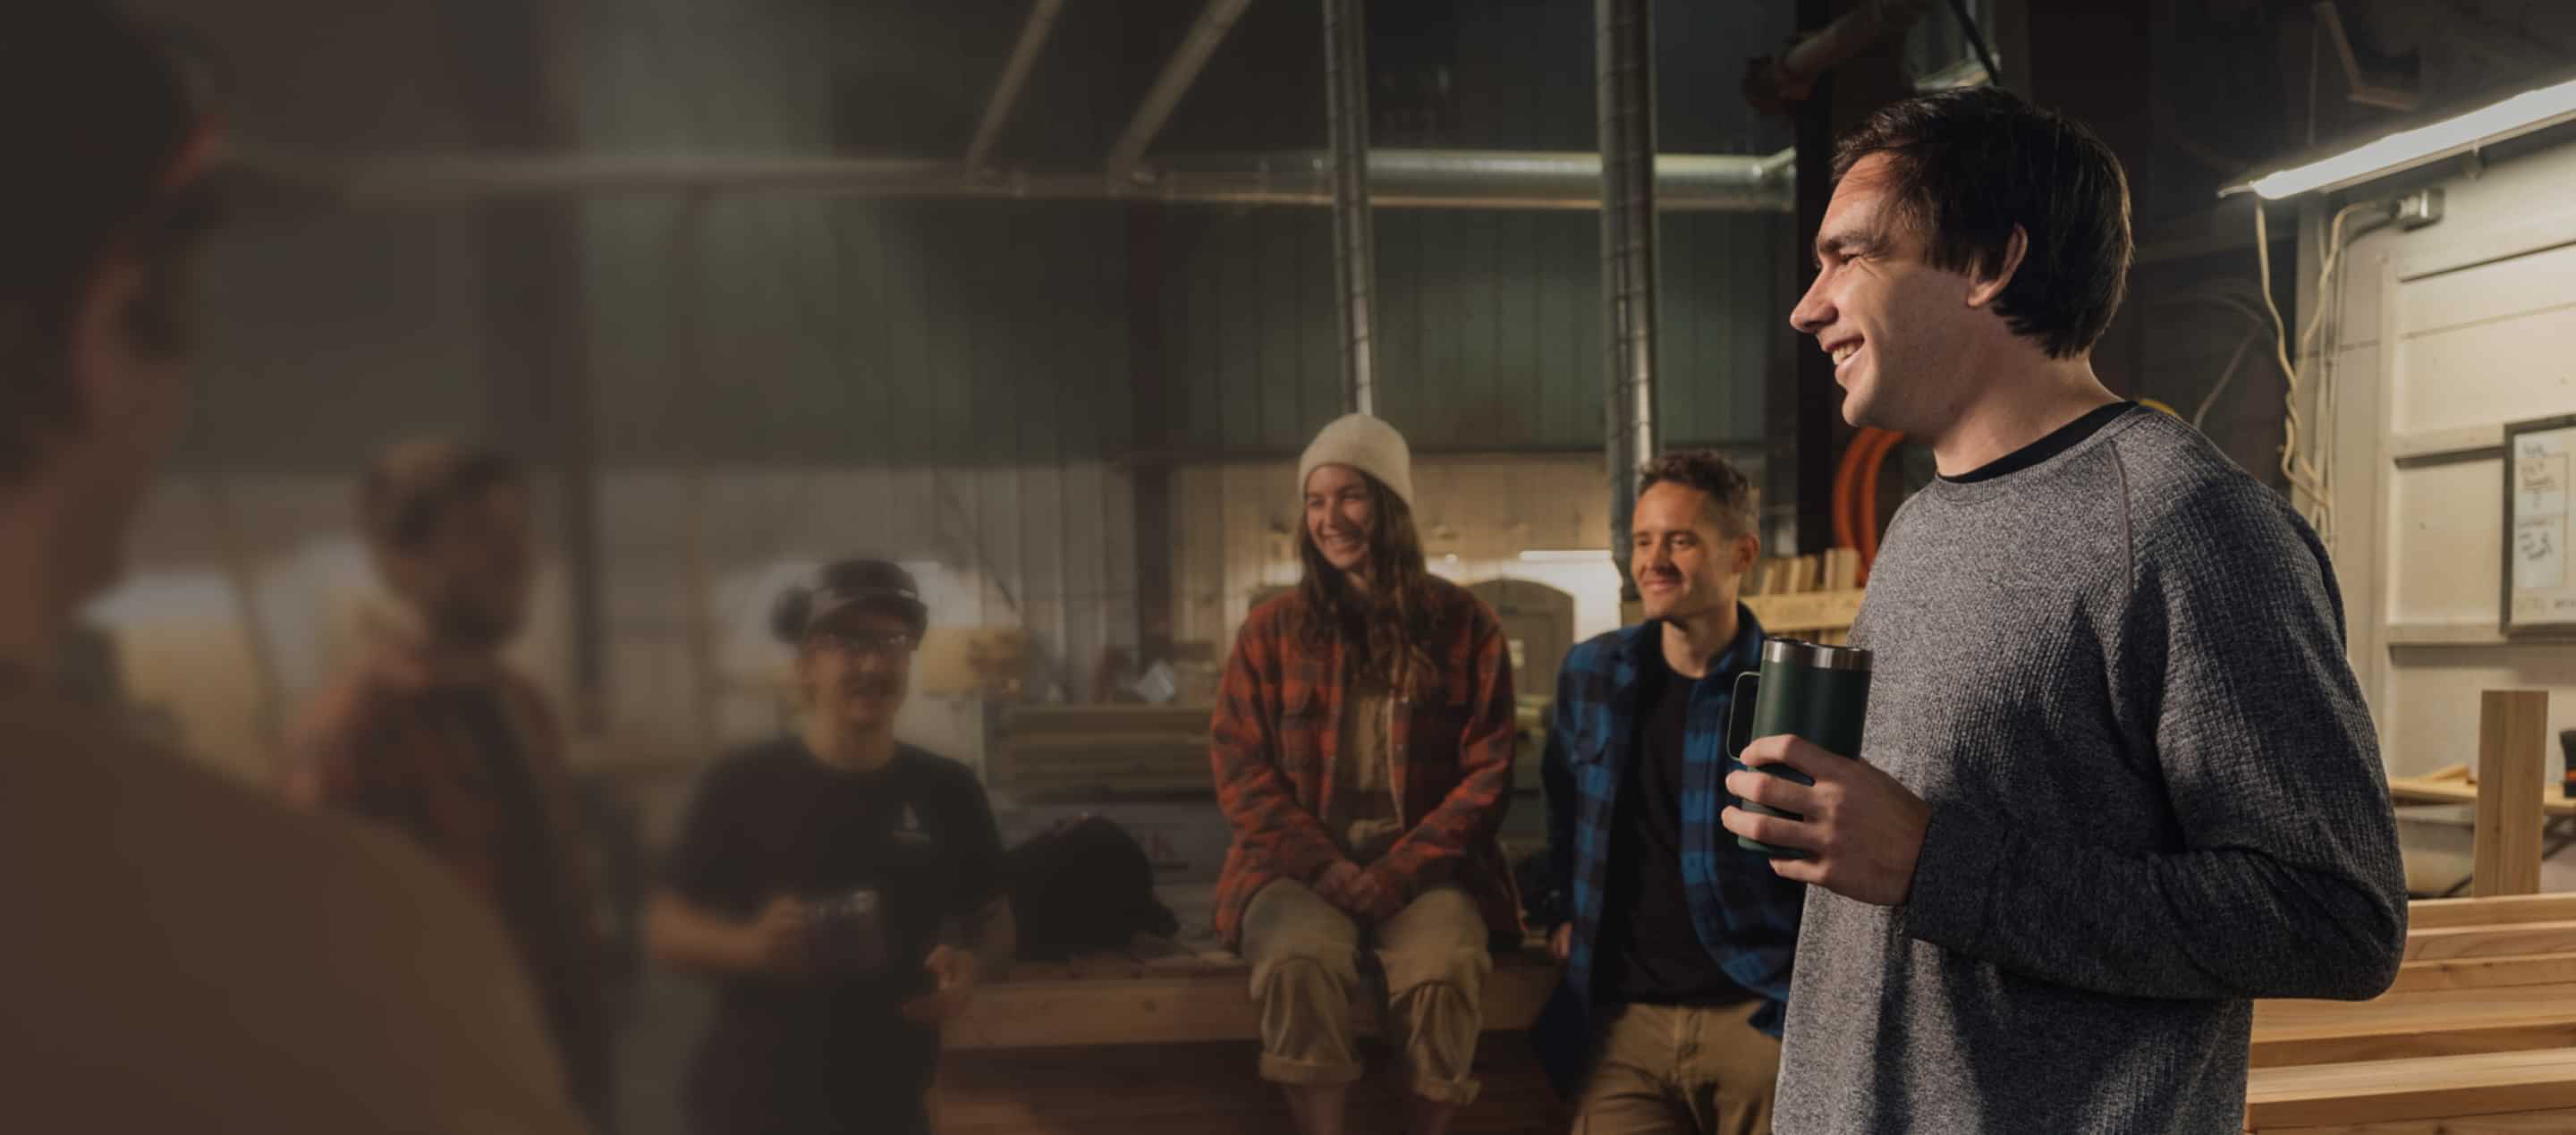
[1598,0,1660,603]
[1322,0,1377,415]
[233,146,1794,212]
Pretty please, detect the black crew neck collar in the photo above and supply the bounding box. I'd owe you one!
[1941,401,2139,485]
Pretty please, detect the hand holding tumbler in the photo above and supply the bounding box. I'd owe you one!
[1726,639,1873,859]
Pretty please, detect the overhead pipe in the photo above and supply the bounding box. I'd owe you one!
[965,0,1066,171]
[1599,0,1660,604]
[1321,0,1377,415]
[1106,0,1257,177]
[235,146,1796,211]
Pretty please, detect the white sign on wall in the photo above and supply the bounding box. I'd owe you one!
[2505,415,2576,634]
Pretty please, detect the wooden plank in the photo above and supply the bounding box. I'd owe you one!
[2384,621,2510,646]
[1823,547,1860,592]
[1742,589,1867,634]
[2244,1048,2576,1128]
[2251,995,2576,1068]
[2388,774,2576,817]
[954,953,1559,1050]
[2406,922,2576,962]
[2392,953,2576,994]
[2411,895,2576,931]
[2475,690,2552,898]
[1005,706,1215,729]
[2387,424,2508,463]
[2259,1105,2576,1133]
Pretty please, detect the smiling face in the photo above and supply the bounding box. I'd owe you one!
[1789,152,1993,438]
[798,606,916,734]
[1631,480,1757,624]
[1303,463,1376,579]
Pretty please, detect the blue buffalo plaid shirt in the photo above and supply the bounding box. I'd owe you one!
[1535,606,1805,1086]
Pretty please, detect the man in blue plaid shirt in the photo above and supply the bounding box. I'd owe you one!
[1537,451,1807,1134]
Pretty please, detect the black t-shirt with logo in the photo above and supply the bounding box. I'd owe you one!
[665,739,1004,1135]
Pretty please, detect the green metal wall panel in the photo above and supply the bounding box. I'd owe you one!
[1137,206,1782,457]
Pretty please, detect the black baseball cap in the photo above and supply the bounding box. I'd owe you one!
[770,558,929,643]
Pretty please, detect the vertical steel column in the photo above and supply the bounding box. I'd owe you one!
[1323,0,1378,415]
[1598,0,1660,601]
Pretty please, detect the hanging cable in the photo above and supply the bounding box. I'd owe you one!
[2253,203,2333,529]
[2191,326,2267,431]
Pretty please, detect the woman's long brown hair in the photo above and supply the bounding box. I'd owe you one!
[1291,470,1442,689]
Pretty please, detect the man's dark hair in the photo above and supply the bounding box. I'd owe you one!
[0,2,219,482]
[1832,87,2132,359]
[1639,451,1758,538]
[360,441,528,552]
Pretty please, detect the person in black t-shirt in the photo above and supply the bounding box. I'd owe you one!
[648,559,1012,1135]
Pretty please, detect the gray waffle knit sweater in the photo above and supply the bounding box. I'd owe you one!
[1775,409,2408,1134]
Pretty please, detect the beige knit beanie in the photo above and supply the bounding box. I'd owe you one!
[1297,413,1414,508]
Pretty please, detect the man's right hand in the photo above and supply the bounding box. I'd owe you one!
[1549,923,1572,963]
[741,895,810,973]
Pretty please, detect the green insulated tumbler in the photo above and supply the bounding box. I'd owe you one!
[1727,638,1874,859]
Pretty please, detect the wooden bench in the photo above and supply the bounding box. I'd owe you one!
[952,938,1561,1051]
[943,936,1568,1134]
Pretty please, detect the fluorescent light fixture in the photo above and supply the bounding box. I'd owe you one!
[2243,74,2576,199]
[1519,548,1610,563]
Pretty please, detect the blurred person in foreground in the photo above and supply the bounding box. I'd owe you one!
[648,559,1011,1135]
[1212,413,1521,1135]
[287,438,614,1127]
[0,4,589,1131]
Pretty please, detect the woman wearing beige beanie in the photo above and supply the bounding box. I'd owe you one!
[1210,413,1522,1135]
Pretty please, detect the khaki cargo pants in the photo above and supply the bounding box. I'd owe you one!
[1240,880,1492,1104]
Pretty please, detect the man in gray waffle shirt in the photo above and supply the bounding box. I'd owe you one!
[1718,87,2408,1134]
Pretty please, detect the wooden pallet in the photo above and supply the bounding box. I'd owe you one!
[1739,549,1864,642]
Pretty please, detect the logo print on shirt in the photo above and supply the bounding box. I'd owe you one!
[894,802,931,845]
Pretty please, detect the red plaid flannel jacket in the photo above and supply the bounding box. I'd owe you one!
[1209,577,1521,947]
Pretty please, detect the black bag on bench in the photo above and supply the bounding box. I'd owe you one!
[1005,815,1182,961]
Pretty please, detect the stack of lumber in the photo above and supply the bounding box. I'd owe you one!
[1741,548,1865,642]
[2245,894,2576,1131]
[993,705,1212,800]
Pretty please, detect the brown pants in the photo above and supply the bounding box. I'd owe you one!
[1241,880,1492,1104]
[1572,1001,1780,1135]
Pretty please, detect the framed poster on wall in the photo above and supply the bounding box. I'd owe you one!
[2504,414,2576,636]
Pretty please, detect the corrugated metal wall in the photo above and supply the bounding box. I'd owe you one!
[1147,208,1782,454]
